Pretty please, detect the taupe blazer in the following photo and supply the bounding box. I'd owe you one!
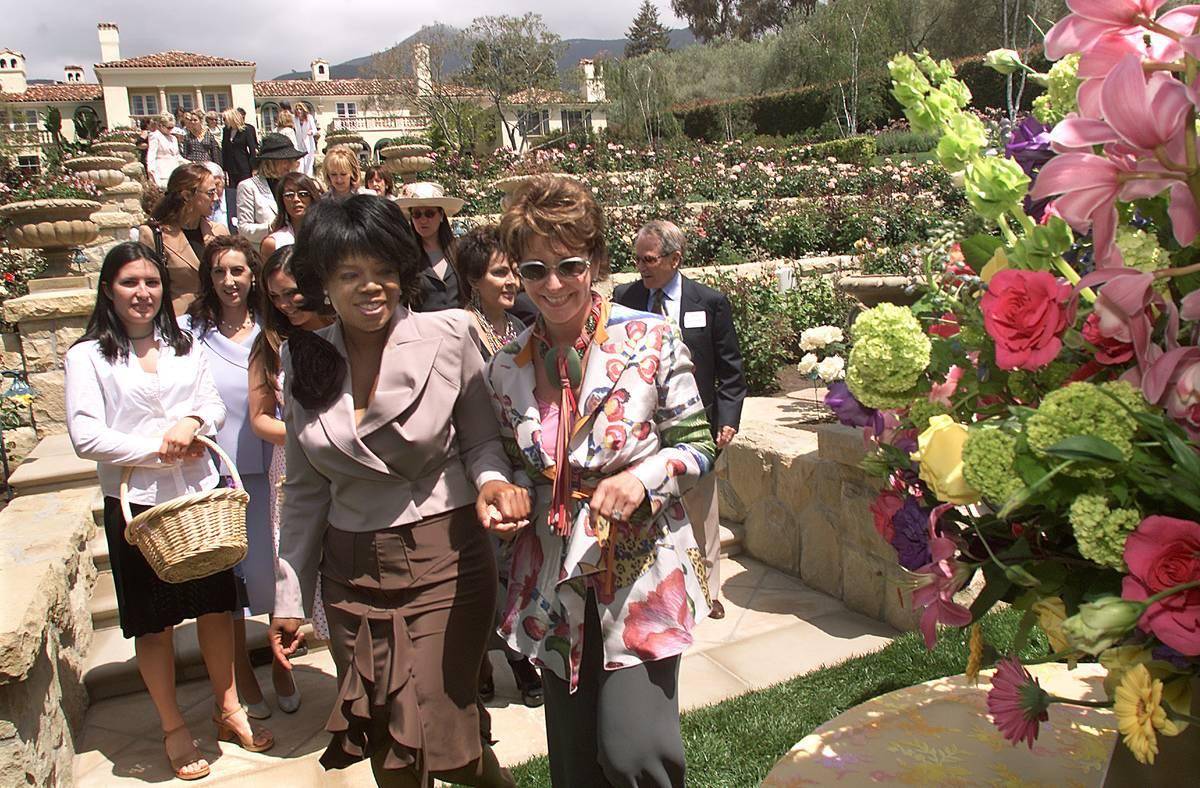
[274,307,512,618]
[139,218,228,315]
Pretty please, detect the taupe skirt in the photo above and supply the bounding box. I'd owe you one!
[318,505,498,779]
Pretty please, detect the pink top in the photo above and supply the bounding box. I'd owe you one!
[537,396,560,459]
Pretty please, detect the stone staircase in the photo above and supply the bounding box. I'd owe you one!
[9,434,745,704]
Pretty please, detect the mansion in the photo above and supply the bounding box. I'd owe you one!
[0,22,608,164]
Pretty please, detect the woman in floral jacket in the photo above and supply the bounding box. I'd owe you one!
[486,175,714,787]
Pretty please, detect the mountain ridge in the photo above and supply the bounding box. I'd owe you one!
[271,26,695,81]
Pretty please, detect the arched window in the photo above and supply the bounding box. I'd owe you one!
[260,102,279,132]
[1,59,8,69]
[318,65,325,75]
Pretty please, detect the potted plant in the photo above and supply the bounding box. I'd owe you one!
[0,170,100,277]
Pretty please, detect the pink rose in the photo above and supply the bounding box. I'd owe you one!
[870,490,902,543]
[1122,515,1200,656]
[1081,312,1134,365]
[980,269,1076,370]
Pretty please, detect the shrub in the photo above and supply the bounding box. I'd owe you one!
[794,136,877,166]
[699,268,795,395]
[782,275,854,341]
[874,129,938,156]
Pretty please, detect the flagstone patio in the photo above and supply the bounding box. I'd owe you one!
[72,555,897,786]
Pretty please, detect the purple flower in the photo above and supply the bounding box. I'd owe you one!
[1006,117,1055,220]
[891,496,932,570]
[825,381,884,433]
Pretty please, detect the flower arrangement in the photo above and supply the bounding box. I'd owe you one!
[832,1,1200,766]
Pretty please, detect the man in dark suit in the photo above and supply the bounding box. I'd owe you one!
[613,220,747,619]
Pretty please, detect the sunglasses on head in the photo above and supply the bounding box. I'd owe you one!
[411,208,441,220]
[282,189,312,200]
[517,257,590,281]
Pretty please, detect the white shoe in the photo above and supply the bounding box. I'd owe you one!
[244,700,271,720]
[277,686,301,714]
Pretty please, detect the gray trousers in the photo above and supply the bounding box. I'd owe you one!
[542,593,686,788]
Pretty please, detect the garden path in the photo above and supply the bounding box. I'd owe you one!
[72,554,896,786]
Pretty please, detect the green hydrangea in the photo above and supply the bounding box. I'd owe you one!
[964,156,1031,221]
[1032,54,1080,125]
[908,399,951,432]
[1115,228,1170,293]
[1026,381,1145,477]
[1068,494,1141,571]
[937,113,988,173]
[846,304,932,409]
[962,427,1026,506]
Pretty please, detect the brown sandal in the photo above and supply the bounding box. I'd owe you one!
[213,705,274,753]
[163,725,210,781]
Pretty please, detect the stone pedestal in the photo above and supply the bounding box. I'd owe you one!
[2,287,96,436]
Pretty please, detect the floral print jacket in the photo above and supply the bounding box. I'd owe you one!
[485,298,716,689]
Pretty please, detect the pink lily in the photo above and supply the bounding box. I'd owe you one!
[1030,153,1127,264]
[912,534,972,649]
[1080,267,1180,371]
[1102,55,1191,153]
[929,365,964,408]
[1141,346,1200,438]
[1045,0,1170,60]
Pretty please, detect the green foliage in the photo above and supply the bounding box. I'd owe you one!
[698,269,797,394]
[795,136,876,166]
[874,128,938,155]
[625,0,672,59]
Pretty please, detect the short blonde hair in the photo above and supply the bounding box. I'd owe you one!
[276,110,294,129]
[257,157,297,179]
[222,107,244,131]
[322,146,361,189]
[500,175,609,279]
[157,111,175,125]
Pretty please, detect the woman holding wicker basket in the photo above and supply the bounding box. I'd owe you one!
[65,241,273,782]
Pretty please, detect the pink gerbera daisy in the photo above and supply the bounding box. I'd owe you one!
[986,657,1052,749]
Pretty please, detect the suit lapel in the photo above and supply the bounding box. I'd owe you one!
[313,322,392,477]
[619,280,649,311]
[355,312,442,436]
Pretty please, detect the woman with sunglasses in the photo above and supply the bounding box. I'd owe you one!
[138,162,229,314]
[261,172,321,258]
[486,176,715,787]
[395,181,465,312]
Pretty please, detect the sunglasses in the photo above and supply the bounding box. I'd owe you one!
[282,190,312,200]
[517,257,590,281]
[411,208,442,220]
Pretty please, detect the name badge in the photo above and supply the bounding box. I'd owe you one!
[683,310,707,329]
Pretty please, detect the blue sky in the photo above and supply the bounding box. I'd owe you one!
[5,0,687,82]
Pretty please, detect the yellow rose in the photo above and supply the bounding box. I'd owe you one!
[911,414,980,504]
[1032,596,1072,654]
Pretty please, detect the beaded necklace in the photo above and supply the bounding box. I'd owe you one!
[469,306,520,356]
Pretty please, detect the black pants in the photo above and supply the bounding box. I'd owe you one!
[542,593,686,788]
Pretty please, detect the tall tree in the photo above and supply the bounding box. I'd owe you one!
[460,13,565,151]
[671,0,817,42]
[626,1,673,58]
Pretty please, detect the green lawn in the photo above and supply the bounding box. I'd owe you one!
[509,609,1047,787]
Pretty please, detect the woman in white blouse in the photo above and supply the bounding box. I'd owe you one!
[147,112,183,189]
[65,241,273,781]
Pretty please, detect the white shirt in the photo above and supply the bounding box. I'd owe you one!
[65,337,227,505]
[645,271,683,325]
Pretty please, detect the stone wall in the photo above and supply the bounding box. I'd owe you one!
[3,284,97,436]
[0,485,98,787]
[715,396,919,632]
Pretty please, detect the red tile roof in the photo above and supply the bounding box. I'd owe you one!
[506,87,577,104]
[0,83,103,103]
[253,78,414,97]
[96,51,254,69]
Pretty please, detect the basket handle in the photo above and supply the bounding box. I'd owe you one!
[119,434,244,530]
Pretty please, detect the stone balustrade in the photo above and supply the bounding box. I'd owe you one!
[714,396,919,633]
[0,484,98,786]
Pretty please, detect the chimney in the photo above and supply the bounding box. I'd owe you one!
[0,49,27,94]
[64,65,84,83]
[581,59,605,103]
[413,43,431,98]
[311,58,329,82]
[98,23,120,64]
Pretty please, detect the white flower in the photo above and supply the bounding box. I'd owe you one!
[797,353,819,376]
[799,326,844,351]
[816,355,846,382]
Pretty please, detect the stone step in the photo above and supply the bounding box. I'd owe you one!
[7,433,97,495]
[720,522,744,558]
[84,615,319,702]
[88,569,118,629]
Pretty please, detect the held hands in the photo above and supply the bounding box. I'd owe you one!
[477,480,532,540]
[716,426,738,450]
[589,471,648,529]
[268,617,306,670]
[158,417,205,463]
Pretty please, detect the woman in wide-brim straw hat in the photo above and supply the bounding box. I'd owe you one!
[236,133,305,245]
[395,181,466,313]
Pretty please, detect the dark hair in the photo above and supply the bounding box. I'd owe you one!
[250,246,302,387]
[407,206,460,303]
[363,165,393,197]
[452,224,508,307]
[269,171,322,233]
[186,235,262,334]
[149,162,213,226]
[288,195,423,410]
[77,241,192,362]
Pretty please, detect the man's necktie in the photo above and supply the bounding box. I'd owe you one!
[651,288,666,316]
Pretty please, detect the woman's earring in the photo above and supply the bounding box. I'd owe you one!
[323,292,331,306]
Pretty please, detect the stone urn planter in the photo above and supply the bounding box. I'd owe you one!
[837,274,924,307]
[380,144,434,182]
[325,133,365,153]
[63,156,128,190]
[0,198,101,277]
[90,140,138,162]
